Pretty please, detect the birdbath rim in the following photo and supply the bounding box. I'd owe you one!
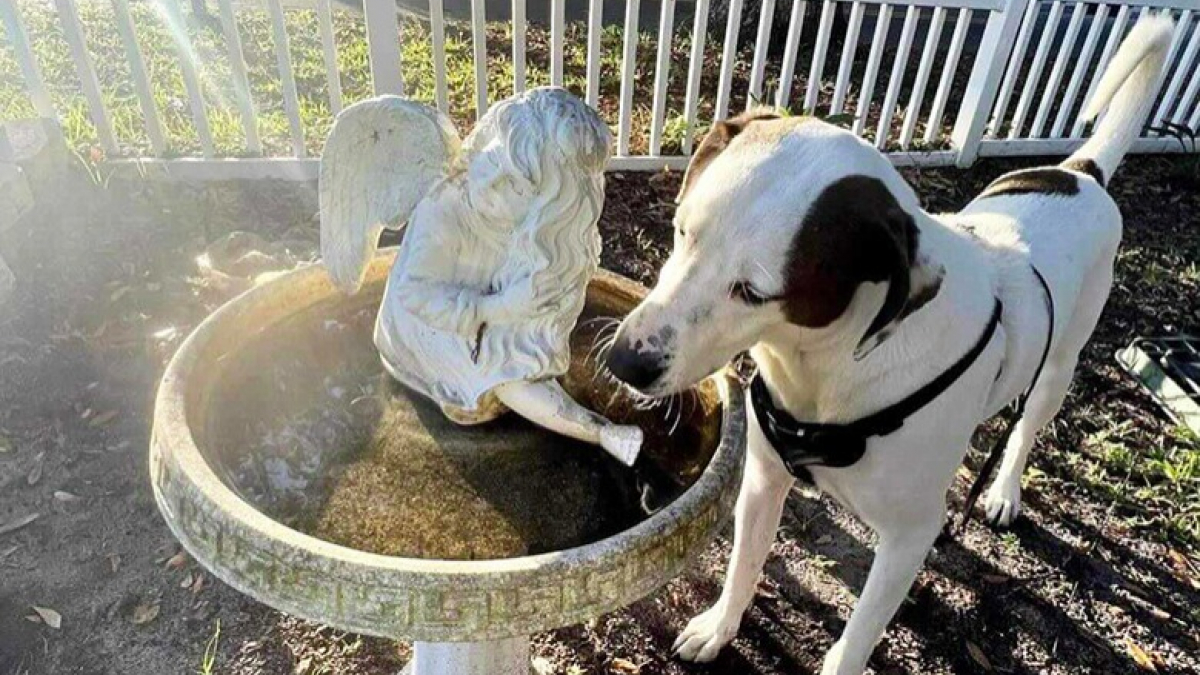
[150,250,746,642]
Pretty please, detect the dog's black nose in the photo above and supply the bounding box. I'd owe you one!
[606,340,666,390]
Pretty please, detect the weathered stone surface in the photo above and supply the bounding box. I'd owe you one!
[151,251,746,642]
[0,162,33,231]
[2,120,68,177]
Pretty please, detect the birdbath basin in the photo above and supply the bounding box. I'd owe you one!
[150,250,746,674]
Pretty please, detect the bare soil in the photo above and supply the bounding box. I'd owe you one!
[0,155,1197,675]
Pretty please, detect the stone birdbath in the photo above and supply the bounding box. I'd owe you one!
[150,251,746,675]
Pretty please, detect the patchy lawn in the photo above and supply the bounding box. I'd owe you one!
[2,0,971,162]
[0,0,710,158]
[0,154,1197,675]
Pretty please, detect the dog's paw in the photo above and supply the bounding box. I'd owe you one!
[600,424,643,466]
[672,605,739,663]
[983,480,1022,527]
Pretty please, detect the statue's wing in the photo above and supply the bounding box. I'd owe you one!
[319,97,460,294]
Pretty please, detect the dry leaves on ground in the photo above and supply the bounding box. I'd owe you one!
[89,410,119,427]
[0,512,39,536]
[28,605,62,629]
[163,550,189,570]
[1126,639,1162,672]
[965,640,992,671]
[131,600,160,625]
[26,452,43,485]
[609,657,641,674]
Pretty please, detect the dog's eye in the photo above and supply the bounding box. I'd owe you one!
[729,280,771,306]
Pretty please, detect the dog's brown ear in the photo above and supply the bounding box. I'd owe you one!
[782,176,920,358]
[677,109,780,203]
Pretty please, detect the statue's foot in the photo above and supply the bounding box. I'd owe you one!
[440,395,507,426]
[599,424,643,466]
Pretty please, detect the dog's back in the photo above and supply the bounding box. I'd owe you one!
[959,13,1175,244]
[954,14,1175,412]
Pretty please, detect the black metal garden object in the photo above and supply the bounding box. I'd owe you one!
[1117,335,1200,436]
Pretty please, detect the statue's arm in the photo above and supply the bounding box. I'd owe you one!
[475,275,544,324]
[403,274,542,332]
[394,224,489,335]
[393,207,555,331]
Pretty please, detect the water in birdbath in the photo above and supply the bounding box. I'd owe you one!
[200,290,722,560]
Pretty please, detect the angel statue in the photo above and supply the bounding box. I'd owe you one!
[319,87,643,466]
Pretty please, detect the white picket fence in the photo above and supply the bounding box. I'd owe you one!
[0,0,1197,179]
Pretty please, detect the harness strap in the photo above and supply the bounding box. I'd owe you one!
[956,265,1056,533]
[752,299,1003,478]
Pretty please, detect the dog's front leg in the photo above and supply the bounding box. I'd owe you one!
[822,509,943,675]
[674,418,794,662]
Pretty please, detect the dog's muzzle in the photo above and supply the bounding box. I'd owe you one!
[605,338,667,391]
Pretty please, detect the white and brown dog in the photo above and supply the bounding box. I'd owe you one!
[604,16,1175,675]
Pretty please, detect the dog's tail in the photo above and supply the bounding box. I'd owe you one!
[1066,14,1175,182]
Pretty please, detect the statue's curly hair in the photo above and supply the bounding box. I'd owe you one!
[463,87,613,376]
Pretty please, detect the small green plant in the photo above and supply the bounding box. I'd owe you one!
[658,113,693,154]
[998,531,1020,554]
[197,619,221,675]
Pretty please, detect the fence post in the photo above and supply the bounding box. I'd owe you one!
[0,3,56,120]
[950,0,1034,167]
[364,0,404,96]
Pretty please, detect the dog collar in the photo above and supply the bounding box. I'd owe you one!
[751,299,1003,479]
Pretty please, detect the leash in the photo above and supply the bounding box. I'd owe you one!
[955,265,1055,534]
[751,299,1004,480]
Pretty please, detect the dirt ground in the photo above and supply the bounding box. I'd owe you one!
[0,154,1197,675]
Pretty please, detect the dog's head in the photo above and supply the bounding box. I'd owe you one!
[606,112,938,396]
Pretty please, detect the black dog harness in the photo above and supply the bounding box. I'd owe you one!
[751,267,1055,530]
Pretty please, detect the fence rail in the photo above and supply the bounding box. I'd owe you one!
[0,0,1197,177]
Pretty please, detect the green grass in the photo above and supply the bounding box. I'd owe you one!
[1076,420,1200,546]
[0,0,712,160]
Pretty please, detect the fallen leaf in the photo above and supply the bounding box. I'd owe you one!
[815,534,833,545]
[0,435,10,453]
[30,606,62,629]
[191,574,205,595]
[609,657,640,674]
[811,555,838,570]
[0,513,39,537]
[1148,607,1171,621]
[89,410,119,427]
[131,601,160,625]
[54,491,80,502]
[109,286,131,302]
[180,573,194,589]
[26,453,44,486]
[108,554,121,574]
[164,550,188,570]
[1126,639,1158,672]
[1167,550,1199,588]
[982,574,1010,585]
[966,641,992,671]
